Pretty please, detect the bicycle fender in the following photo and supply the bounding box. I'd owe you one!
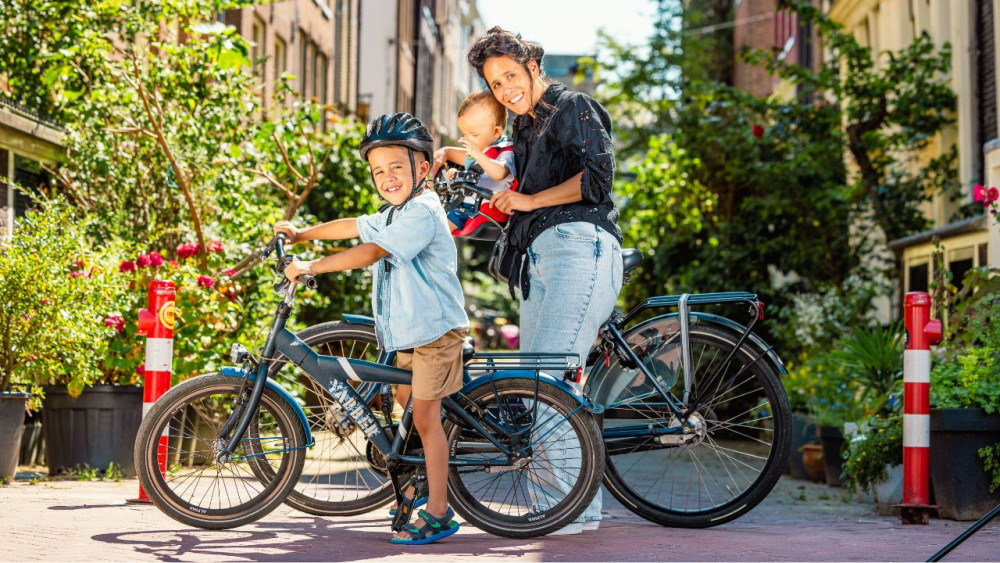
[219,366,313,446]
[587,312,787,407]
[341,314,375,326]
[617,312,786,375]
[460,370,604,414]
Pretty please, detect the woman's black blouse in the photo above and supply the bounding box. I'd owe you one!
[505,83,622,296]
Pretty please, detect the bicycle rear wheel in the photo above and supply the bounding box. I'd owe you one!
[266,322,395,515]
[445,378,605,538]
[590,323,791,527]
[134,373,306,529]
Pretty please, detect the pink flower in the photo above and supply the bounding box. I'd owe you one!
[974,184,986,202]
[136,364,145,377]
[988,186,999,203]
[104,315,126,333]
[224,269,236,277]
[136,254,151,268]
[25,354,37,361]
[177,242,200,259]
[206,240,223,253]
[119,260,136,273]
[752,124,765,138]
[74,259,85,268]
[40,299,48,305]
[147,251,164,267]
[69,271,85,278]
[197,275,215,288]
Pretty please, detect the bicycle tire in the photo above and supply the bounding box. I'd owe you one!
[590,322,791,528]
[134,373,306,529]
[264,321,396,516]
[445,378,605,538]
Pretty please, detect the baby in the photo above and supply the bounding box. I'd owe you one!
[431,91,517,232]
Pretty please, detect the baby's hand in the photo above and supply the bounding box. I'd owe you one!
[459,137,485,161]
[431,148,449,178]
[273,221,300,244]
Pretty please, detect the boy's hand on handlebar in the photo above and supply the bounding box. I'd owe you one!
[273,221,300,244]
[283,258,315,283]
[490,189,535,214]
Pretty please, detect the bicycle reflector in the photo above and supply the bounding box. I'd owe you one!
[564,366,583,384]
[756,300,766,321]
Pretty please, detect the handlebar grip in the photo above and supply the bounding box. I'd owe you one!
[297,274,318,289]
[274,232,287,257]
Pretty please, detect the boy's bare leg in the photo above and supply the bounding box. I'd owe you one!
[394,397,449,538]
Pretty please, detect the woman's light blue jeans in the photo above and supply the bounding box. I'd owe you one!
[520,222,623,524]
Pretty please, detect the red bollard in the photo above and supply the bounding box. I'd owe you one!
[897,291,941,524]
[127,280,176,504]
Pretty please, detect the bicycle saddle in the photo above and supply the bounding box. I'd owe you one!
[622,248,644,273]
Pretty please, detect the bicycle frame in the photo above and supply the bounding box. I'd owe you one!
[216,284,594,469]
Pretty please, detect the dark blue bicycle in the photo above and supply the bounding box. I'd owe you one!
[265,173,793,529]
[134,235,605,537]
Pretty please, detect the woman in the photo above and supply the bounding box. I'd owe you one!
[468,27,624,534]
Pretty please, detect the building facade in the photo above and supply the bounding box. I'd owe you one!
[0,101,62,237]
[827,0,1000,298]
[359,0,484,143]
[225,0,360,115]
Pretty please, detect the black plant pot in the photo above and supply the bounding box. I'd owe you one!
[788,412,818,481]
[930,408,1000,520]
[42,385,142,477]
[818,424,845,487]
[0,393,29,481]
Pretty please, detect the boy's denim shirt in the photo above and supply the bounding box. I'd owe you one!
[356,188,469,352]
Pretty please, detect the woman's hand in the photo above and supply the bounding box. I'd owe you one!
[490,189,536,214]
[273,221,300,244]
[284,258,316,283]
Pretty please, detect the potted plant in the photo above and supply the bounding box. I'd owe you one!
[803,352,863,487]
[927,263,1000,520]
[0,200,108,480]
[842,412,904,512]
[781,354,820,480]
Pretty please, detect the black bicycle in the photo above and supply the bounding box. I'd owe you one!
[134,234,605,537]
[266,173,793,529]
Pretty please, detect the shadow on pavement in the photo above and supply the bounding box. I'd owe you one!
[91,514,546,561]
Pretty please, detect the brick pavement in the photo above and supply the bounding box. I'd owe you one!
[1,473,998,561]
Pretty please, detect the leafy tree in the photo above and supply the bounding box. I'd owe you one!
[586,0,958,357]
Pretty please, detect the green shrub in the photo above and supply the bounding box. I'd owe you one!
[841,412,903,492]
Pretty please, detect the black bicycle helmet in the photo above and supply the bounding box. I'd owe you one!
[359,112,434,163]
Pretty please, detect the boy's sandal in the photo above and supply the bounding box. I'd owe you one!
[389,508,460,545]
[388,494,427,516]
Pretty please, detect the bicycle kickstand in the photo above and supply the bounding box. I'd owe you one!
[390,472,428,532]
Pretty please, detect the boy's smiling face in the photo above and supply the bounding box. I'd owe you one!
[368,145,430,206]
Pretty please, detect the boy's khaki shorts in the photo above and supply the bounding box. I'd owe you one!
[396,328,467,401]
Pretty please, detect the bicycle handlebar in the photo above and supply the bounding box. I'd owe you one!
[262,232,318,290]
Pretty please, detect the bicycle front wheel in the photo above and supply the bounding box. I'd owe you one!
[445,378,605,538]
[266,321,395,516]
[134,373,306,529]
[591,323,791,528]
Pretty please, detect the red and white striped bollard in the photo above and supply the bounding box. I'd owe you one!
[128,279,176,503]
[898,291,941,524]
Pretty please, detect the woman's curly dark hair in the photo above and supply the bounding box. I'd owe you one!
[467,26,546,80]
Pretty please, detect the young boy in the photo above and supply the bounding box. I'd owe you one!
[430,91,517,232]
[274,112,467,546]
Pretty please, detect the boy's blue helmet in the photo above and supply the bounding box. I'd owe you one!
[359,112,434,163]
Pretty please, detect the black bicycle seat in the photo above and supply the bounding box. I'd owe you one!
[622,248,644,273]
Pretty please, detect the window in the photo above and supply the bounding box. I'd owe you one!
[299,37,310,100]
[314,51,328,104]
[1,148,9,237]
[908,262,930,294]
[252,17,265,107]
[275,36,287,84]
